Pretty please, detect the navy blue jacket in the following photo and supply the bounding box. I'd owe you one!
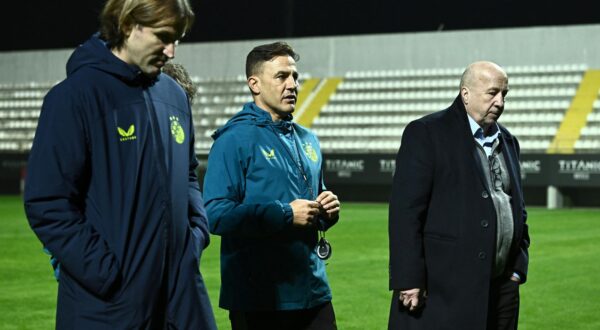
[203,103,337,311]
[24,34,216,329]
[388,96,529,329]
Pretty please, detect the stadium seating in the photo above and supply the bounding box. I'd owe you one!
[189,75,252,153]
[575,99,600,151]
[190,74,323,155]
[313,64,587,154]
[2,64,600,155]
[0,82,53,152]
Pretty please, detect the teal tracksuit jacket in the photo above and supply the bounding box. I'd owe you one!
[203,102,337,311]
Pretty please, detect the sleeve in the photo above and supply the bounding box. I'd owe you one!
[513,208,529,283]
[388,120,434,291]
[202,132,293,237]
[317,167,339,232]
[509,137,530,283]
[187,119,210,250]
[23,85,120,298]
[309,134,337,231]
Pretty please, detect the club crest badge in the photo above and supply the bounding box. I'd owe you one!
[303,142,318,162]
[169,116,185,144]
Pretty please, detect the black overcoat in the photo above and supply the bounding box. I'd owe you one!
[388,96,529,329]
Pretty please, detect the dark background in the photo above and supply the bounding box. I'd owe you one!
[2,0,598,52]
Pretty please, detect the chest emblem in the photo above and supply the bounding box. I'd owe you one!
[303,142,319,162]
[169,116,185,144]
[261,148,276,160]
[117,124,136,142]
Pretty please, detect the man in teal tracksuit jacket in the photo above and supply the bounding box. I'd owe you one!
[23,0,216,328]
[203,42,341,330]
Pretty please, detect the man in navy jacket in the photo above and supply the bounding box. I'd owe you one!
[388,61,529,330]
[23,0,216,328]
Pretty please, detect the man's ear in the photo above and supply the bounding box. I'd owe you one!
[460,86,469,105]
[248,76,260,95]
[121,23,136,40]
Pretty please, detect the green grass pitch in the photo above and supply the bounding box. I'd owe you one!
[1,195,599,329]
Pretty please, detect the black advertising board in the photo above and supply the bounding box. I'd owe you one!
[2,153,600,195]
[320,153,600,188]
[520,154,600,187]
[0,153,28,194]
[322,154,395,185]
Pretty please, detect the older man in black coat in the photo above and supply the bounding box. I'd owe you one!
[388,61,529,330]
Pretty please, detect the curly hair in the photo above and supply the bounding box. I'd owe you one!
[162,62,196,103]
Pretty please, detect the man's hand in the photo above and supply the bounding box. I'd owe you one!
[289,199,321,227]
[316,191,340,221]
[399,288,426,312]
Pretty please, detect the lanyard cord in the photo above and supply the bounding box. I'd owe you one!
[269,123,331,259]
[268,124,315,200]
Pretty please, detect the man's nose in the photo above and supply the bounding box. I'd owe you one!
[164,43,176,59]
[285,77,298,90]
[495,94,505,107]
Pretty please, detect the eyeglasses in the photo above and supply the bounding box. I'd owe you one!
[489,154,503,191]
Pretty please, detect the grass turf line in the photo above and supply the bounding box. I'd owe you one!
[1,196,599,329]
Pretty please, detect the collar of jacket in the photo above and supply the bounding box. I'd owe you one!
[449,94,513,142]
[212,102,295,140]
[66,33,155,87]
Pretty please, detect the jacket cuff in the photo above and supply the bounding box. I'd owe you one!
[280,201,293,224]
[262,200,293,232]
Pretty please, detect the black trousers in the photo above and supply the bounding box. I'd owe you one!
[229,301,337,330]
[487,276,520,330]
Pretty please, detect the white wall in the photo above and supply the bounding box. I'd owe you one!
[1,24,600,84]
[0,49,72,85]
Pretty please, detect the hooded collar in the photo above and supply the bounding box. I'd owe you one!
[212,102,294,140]
[66,33,155,86]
